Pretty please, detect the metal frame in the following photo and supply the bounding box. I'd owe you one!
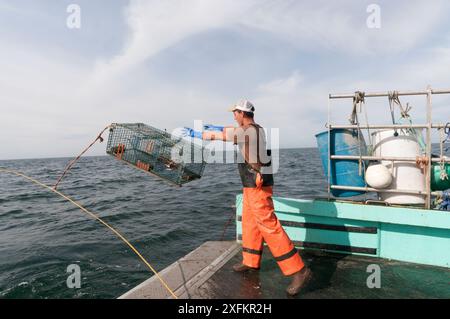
[327,86,450,209]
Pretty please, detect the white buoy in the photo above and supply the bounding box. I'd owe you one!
[365,164,393,189]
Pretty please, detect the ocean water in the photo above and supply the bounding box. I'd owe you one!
[0,148,328,299]
[1,144,448,299]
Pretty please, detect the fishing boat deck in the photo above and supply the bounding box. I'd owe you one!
[119,241,450,299]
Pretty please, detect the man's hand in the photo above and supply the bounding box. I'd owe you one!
[181,127,202,139]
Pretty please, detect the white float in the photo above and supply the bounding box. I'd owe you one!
[365,164,393,189]
[372,129,425,204]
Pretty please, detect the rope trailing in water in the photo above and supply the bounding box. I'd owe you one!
[220,196,242,241]
[54,125,111,190]
[0,168,178,299]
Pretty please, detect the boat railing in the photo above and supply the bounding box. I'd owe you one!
[327,86,450,209]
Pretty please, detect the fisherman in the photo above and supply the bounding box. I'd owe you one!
[183,100,312,296]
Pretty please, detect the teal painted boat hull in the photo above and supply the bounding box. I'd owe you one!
[235,196,450,268]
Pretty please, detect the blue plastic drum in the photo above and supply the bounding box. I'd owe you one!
[316,129,367,197]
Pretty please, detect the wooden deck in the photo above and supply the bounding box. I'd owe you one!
[119,241,240,299]
[120,241,450,299]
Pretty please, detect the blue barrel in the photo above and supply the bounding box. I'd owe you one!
[316,129,367,197]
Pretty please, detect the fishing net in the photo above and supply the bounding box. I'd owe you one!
[106,123,207,186]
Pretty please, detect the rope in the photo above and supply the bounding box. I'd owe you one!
[363,98,373,154]
[220,211,236,241]
[0,168,178,299]
[357,125,363,176]
[349,91,365,125]
[444,122,450,152]
[415,156,429,174]
[388,91,412,120]
[388,92,427,153]
[435,190,450,210]
[54,125,111,190]
[439,128,449,181]
[388,91,400,137]
[220,196,242,241]
[350,91,366,176]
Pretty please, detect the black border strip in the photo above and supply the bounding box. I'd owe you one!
[237,235,377,255]
[292,241,377,255]
[237,216,377,234]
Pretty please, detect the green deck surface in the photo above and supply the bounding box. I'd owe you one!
[193,248,450,299]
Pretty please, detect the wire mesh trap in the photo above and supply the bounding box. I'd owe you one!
[106,123,207,186]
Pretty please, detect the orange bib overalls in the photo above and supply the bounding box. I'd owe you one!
[238,128,304,276]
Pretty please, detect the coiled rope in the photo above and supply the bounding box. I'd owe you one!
[0,168,178,299]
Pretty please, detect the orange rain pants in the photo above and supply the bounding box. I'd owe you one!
[241,175,305,276]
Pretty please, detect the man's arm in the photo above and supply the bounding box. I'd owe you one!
[182,126,237,142]
[202,126,236,142]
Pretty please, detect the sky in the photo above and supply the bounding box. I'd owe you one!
[0,0,449,160]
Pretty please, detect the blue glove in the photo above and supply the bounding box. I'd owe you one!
[203,124,224,132]
[182,127,202,139]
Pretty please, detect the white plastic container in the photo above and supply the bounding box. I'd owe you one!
[371,129,425,204]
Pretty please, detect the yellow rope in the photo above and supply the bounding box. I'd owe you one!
[0,168,178,299]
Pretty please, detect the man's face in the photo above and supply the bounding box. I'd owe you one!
[233,110,243,125]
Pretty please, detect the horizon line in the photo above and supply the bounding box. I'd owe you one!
[0,146,319,162]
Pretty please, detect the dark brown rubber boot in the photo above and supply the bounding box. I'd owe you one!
[232,263,260,273]
[286,267,313,296]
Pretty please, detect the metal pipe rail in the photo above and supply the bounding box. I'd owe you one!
[327,86,450,209]
[328,124,447,129]
[330,185,441,197]
[329,89,450,99]
[330,155,450,163]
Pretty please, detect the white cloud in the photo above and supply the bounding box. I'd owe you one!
[252,37,450,147]
[91,0,258,83]
[1,0,450,158]
[241,0,449,55]
[93,0,450,84]
[257,70,304,95]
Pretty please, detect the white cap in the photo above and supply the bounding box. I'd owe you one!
[228,100,255,113]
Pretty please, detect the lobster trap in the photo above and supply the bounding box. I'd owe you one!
[106,123,207,186]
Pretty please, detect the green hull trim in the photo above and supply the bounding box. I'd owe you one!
[236,196,450,268]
